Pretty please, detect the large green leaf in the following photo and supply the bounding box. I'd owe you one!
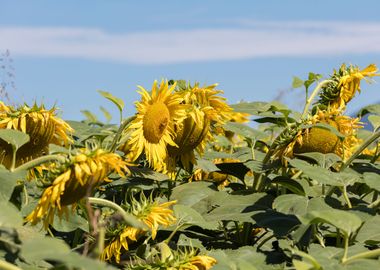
[0,201,23,228]
[356,216,380,244]
[223,122,266,140]
[271,176,305,195]
[171,182,218,207]
[173,204,218,230]
[301,209,362,236]
[0,168,26,200]
[273,194,308,216]
[0,129,29,150]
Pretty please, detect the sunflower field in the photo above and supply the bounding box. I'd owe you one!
[1,64,380,270]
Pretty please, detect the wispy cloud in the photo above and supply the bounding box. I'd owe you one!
[1,21,380,64]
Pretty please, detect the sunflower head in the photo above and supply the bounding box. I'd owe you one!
[101,224,143,263]
[124,193,177,240]
[125,80,188,171]
[0,102,73,168]
[166,82,233,174]
[318,64,379,110]
[25,148,130,228]
[280,109,362,160]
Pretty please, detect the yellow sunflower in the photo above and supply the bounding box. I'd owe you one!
[25,148,130,228]
[129,197,177,240]
[189,254,218,270]
[101,196,176,262]
[101,226,143,263]
[167,83,232,174]
[126,80,188,171]
[318,64,379,110]
[277,109,362,161]
[0,102,73,168]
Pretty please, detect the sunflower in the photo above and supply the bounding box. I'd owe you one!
[0,102,73,168]
[126,80,188,172]
[167,83,232,174]
[101,226,143,263]
[128,195,177,240]
[128,247,217,270]
[318,64,379,110]
[25,148,130,228]
[101,196,176,262]
[276,109,362,161]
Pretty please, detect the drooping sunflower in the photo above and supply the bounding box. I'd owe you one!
[128,247,217,270]
[0,102,73,168]
[25,148,130,228]
[167,82,232,174]
[318,64,379,111]
[126,80,188,171]
[101,226,143,263]
[101,195,176,263]
[128,196,177,240]
[275,108,362,161]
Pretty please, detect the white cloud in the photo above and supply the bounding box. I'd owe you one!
[1,21,380,64]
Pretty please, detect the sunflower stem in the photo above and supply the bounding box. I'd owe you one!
[301,80,333,119]
[109,116,136,153]
[0,260,22,270]
[343,247,380,264]
[87,197,145,229]
[340,129,380,171]
[10,146,16,171]
[12,154,66,173]
[341,185,352,209]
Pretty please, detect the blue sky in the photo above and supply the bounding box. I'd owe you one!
[2,0,380,121]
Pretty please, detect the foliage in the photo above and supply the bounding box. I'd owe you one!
[1,64,380,270]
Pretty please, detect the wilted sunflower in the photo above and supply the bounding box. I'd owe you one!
[128,247,217,270]
[101,195,176,262]
[275,109,362,161]
[101,226,143,263]
[126,80,188,171]
[167,83,232,174]
[25,148,130,228]
[318,64,379,110]
[0,102,73,168]
[128,195,177,240]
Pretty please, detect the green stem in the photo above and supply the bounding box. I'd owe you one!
[343,248,380,264]
[368,197,380,209]
[88,197,145,229]
[292,250,321,270]
[10,146,16,171]
[96,226,105,257]
[341,185,352,209]
[301,80,333,119]
[0,260,22,270]
[341,234,349,263]
[340,129,380,171]
[109,116,136,153]
[12,154,66,172]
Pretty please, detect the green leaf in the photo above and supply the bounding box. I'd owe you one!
[230,102,271,115]
[98,90,125,113]
[100,106,112,123]
[301,209,362,236]
[0,168,26,200]
[171,182,217,207]
[363,172,380,192]
[52,212,89,233]
[177,234,204,249]
[0,201,23,228]
[357,104,380,118]
[210,246,267,270]
[80,110,98,123]
[295,152,341,168]
[271,176,305,195]
[223,122,266,140]
[368,115,380,131]
[356,216,380,244]
[129,166,169,182]
[173,204,218,230]
[273,194,308,216]
[292,76,304,89]
[0,129,29,150]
